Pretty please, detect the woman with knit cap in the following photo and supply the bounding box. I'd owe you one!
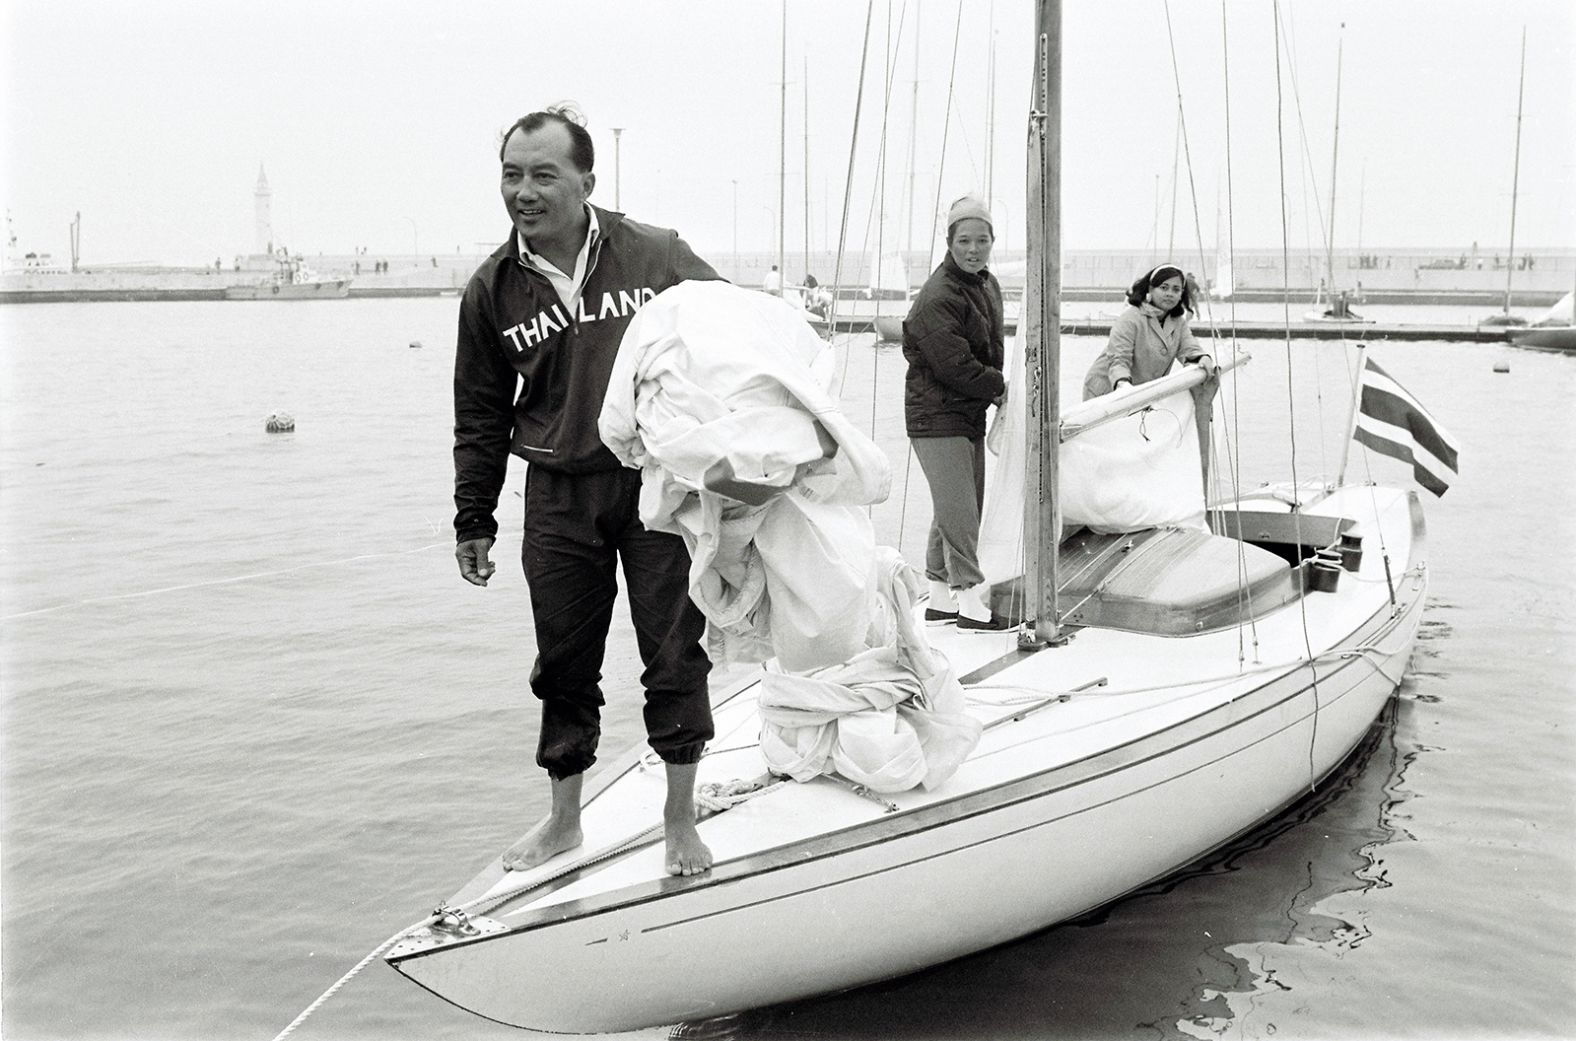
[901,194,1008,631]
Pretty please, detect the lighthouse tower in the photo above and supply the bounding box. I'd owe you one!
[254,164,273,256]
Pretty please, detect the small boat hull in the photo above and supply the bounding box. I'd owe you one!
[873,314,904,341]
[1301,310,1374,324]
[388,485,1427,1034]
[1508,325,1576,352]
[224,278,351,300]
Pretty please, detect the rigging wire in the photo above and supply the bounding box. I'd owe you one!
[1276,7,1358,480]
[1272,0,1324,794]
[1218,0,1259,665]
[897,0,967,554]
[1159,0,1259,663]
[828,1,877,364]
[1208,17,1257,669]
[868,1,906,439]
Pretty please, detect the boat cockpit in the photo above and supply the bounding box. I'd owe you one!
[1050,509,1360,637]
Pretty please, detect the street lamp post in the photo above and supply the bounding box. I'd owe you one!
[611,128,624,210]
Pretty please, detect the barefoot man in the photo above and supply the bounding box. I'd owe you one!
[452,105,720,875]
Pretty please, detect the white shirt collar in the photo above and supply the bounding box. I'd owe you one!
[516,205,599,273]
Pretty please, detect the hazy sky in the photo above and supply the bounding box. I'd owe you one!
[3,0,1572,267]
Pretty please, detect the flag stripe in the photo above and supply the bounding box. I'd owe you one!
[1359,384,1460,471]
[1361,360,1459,448]
[1354,426,1452,497]
[1354,356,1459,497]
[1355,412,1457,480]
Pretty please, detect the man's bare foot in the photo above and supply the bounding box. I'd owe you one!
[503,774,586,872]
[501,814,583,871]
[665,820,713,877]
[663,760,712,877]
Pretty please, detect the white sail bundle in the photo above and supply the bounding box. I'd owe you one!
[599,280,980,792]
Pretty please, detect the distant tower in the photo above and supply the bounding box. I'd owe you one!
[254,164,273,256]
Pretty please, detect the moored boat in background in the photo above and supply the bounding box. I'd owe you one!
[1507,322,1576,352]
[224,251,350,300]
[1507,284,1575,352]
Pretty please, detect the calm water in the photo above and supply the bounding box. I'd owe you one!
[2,298,1572,1041]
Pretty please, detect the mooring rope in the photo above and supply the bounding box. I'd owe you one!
[268,777,788,1040]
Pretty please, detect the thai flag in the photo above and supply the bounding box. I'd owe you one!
[1353,357,1460,497]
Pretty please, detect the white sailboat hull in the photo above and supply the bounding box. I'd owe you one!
[390,485,1426,1034]
[224,278,351,300]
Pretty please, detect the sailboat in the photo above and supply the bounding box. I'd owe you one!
[869,250,911,341]
[1302,23,1371,324]
[1508,285,1576,352]
[766,5,831,335]
[1481,28,1531,332]
[1210,190,1234,300]
[380,3,1441,1033]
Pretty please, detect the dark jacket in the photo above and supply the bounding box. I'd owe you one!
[453,206,718,543]
[901,253,1006,439]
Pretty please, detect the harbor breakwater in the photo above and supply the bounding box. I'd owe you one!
[4,246,1571,306]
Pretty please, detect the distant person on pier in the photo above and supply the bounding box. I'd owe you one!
[451,103,721,878]
[762,264,783,296]
[901,194,1008,632]
[1082,264,1219,482]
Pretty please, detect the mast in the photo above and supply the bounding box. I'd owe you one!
[1504,26,1526,315]
[1336,343,1367,487]
[1023,0,1062,646]
[904,5,920,258]
[986,27,997,209]
[1325,22,1344,303]
[777,1,787,286]
[805,56,812,279]
[1356,158,1365,262]
[984,2,995,206]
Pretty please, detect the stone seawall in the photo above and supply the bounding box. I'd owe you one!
[7,247,1572,305]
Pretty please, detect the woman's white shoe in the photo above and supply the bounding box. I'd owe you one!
[925,580,958,622]
[955,583,1008,631]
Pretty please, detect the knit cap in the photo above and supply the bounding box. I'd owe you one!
[946,195,993,233]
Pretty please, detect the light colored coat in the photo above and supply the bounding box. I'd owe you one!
[1082,303,1206,399]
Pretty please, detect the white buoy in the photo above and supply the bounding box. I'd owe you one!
[1493,360,1511,373]
[266,411,295,433]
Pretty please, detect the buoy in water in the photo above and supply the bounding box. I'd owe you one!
[265,411,295,433]
[409,340,423,349]
[1493,360,1510,373]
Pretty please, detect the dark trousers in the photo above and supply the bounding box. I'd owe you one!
[522,466,713,780]
[912,435,988,589]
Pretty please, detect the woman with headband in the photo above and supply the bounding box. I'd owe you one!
[1082,263,1219,399]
